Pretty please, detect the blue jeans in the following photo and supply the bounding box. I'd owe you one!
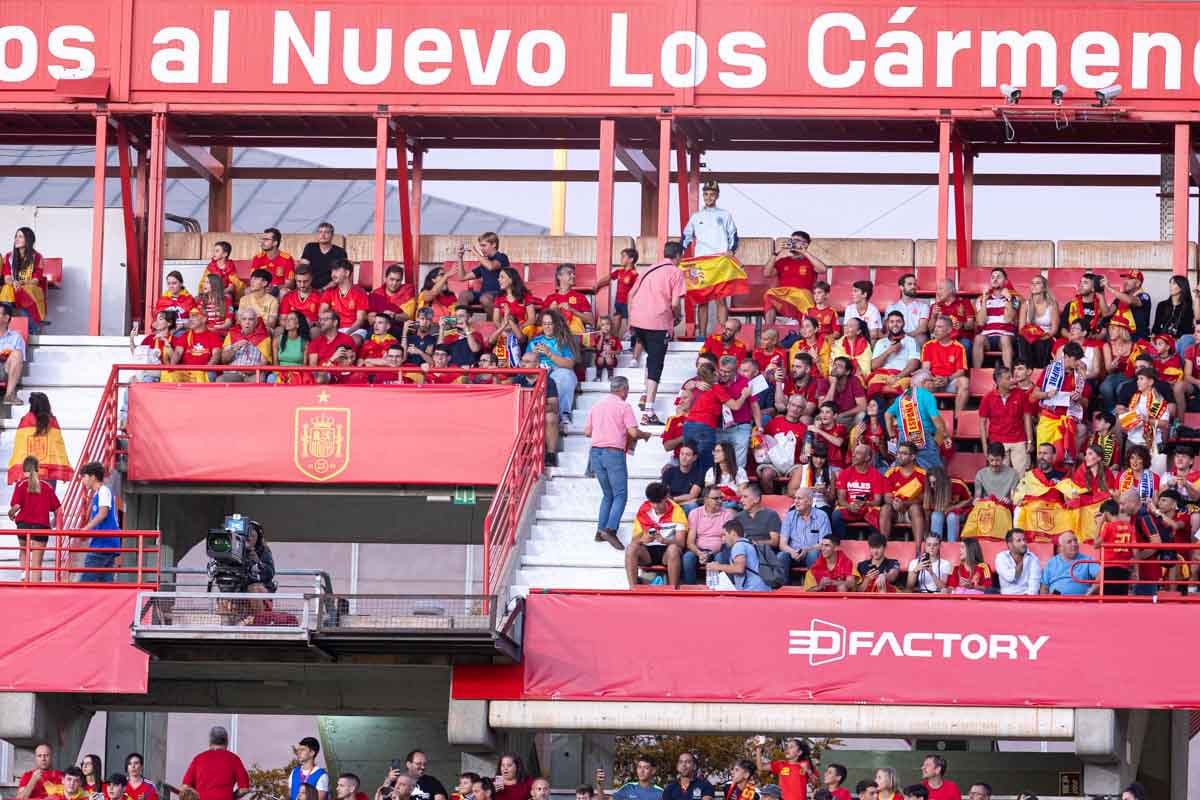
[79,552,117,583]
[548,366,577,418]
[682,550,708,584]
[915,441,943,470]
[930,510,961,541]
[682,421,718,478]
[716,423,752,472]
[1100,373,1128,410]
[588,447,628,532]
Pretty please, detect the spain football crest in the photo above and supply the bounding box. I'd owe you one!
[294,402,351,481]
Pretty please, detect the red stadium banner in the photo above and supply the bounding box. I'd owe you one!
[452,591,1200,709]
[126,383,524,485]
[0,587,148,693]
[5,1,1200,108]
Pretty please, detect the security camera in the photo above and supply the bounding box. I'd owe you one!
[1050,85,1067,105]
[1000,84,1021,105]
[1095,84,1122,107]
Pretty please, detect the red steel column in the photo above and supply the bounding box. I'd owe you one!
[963,147,975,259]
[1174,123,1191,276]
[935,119,952,284]
[89,111,108,336]
[143,112,167,326]
[595,119,616,317]
[394,125,416,290]
[116,123,142,320]
[688,148,700,218]
[951,133,968,272]
[656,118,671,258]
[675,134,689,238]
[373,113,387,289]
[411,147,424,250]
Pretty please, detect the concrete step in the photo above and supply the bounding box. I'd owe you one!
[31,335,129,348]
[512,565,628,594]
[550,452,675,479]
[29,345,130,364]
[24,362,116,385]
[542,476,657,497]
[523,537,627,568]
[570,392,678,420]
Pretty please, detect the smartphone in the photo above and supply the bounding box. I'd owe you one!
[390,759,405,772]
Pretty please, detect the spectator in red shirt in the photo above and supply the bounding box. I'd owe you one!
[775,353,828,423]
[821,766,851,800]
[757,394,809,495]
[810,402,848,469]
[124,753,158,800]
[308,309,359,384]
[17,743,62,800]
[9,455,59,581]
[595,247,640,341]
[280,266,324,328]
[978,365,1034,473]
[833,443,885,539]
[754,738,816,800]
[921,316,970,419]
[919,755,959,800]
[180,726,249,800]
[250,227,295,290]
[700,319,749,364]
[542,263,594,331]
[167,309,223,383]
[321,260,370,341]
[369,264,416,335]
[822,356,867,426]
[803,533,854,591]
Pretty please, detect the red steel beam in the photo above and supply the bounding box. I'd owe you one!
[164,126,227,184]
[89,111,108,336]
[935,119,952,284]
[596,119,616,317]
[116,122,143,321]
[143,112,166,326]
[411,148,424,247]
[951,133,969,271]
[656,119,671,255]
[393,124,416,290]
[373,114,387,289]
[1174,123,1191,276]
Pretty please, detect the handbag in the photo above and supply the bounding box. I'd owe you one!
[765,431,798,473]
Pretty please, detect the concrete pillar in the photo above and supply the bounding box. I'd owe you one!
[0,694,93,773]
[1162,154,1175,240]
[1078,709,1150,796]
[105,712,168,789]
[318,715,457,792]
[448,700,494,752]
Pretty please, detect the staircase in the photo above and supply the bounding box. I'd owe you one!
[0,335,129,561]
[511,340,701,596]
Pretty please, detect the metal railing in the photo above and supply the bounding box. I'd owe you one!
[1073,540,1200,596]
[159,567,333,595]
[61,363,549,600]
[316,593,498,632]
[134,590,313,633]
[0,529,160,586]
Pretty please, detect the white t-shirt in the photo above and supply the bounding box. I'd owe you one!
[885,297,931,335]
[871,336,920,372]
[844,303,883,333]
[299,769,329,794]
[907,557,951,592]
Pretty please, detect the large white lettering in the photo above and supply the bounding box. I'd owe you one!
[1132,32,1181,90]
[717,32,766,89]
[516,30,565,87]
[661,30,706,88]
[609,13,651,88]
[809,12,866,89]
[47,25,95,80]
[272,10,329,85]
[981,29,1057,87]
[1070,32,1120,89]
[875,7,923,88]
[344,27,392,85]
[150,27,200,84]
[404,28,452,86]
[0,26,37,83]
[460,30,512,86]
[210,11,229,84]
[935,30,971,88]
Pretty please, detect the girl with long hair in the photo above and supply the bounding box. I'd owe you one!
[947,538,992,593]
[493,754,532,800]
[710,441,747,503]
[494,267,536,338]
[196,273,234,334]
[1019,275,1058,368]
[1116,444,1158,505]
[526,309,579,423]
[794,442,838,519]
[923,466,970,542]
[7,392,71,487]
[152,270,196,323]
[273,310,312,383]
[0,226,46,329]
[80,754,103,797]
[419,266,459,316]
[8,455,59,582]
[1154,274,1195,351]
[200,240,244,300]
[131,310,178,374]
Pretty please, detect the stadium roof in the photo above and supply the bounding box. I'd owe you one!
[0,145,548,236]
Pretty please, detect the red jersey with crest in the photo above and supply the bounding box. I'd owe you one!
[250,251,296,287]
[323,285,370,328]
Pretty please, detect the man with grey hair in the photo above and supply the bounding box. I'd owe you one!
[884,369,948,469]
[778,486,829,572]
[181,726,250,800]
[584,375,651,550]
[218,306,271,381]
[715,354,757,471]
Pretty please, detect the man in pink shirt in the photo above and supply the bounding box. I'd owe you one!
[683,485,734,583]
[628,242,686,424]
[584,375,651,550]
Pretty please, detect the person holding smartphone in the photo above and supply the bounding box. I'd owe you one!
[905,534,951,593]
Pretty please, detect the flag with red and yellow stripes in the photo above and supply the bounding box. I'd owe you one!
[680,254,749,303]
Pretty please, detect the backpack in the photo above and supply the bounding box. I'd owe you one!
[749,542,788,589]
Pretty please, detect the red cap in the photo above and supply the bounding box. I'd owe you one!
[1121,270,1145,284]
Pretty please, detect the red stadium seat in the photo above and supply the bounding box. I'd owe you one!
[42,257,63,289]
[968,368,993,397]
[525,262,559,283]
[827,282,856,313]
[834,266,871,286]
[525,281,556,306]
[736,322,758,348]
[957,266,1044,296]
[9,315,28,344]
[355,260,374,289]
[938,409,954,434]
[730,264,769,318]
[947,452,987,483]
[234,259,254,281]
[1005,268,1046,295]
[762,494,793,515]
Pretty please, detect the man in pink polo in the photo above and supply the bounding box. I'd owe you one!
[584,375,651,550]
[628,241,686,425]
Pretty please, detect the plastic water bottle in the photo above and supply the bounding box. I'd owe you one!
[706,569,720,590]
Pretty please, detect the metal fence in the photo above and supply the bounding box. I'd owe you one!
[317,594,497,632]
[134,591,314,634]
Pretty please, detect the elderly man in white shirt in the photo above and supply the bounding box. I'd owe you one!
[681,179,739,341]
[996,528,1042,595]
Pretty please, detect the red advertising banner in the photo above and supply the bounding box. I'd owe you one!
[0,587,148,693]
[127,383,524,485]
[4,0,1200,108]
[454,591,1200,709]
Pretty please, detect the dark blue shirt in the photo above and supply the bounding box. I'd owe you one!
[1130,291,1152,340]
[663,778,715,800]
[404,333,437,365]
[472,252,510,294]
[663,462,705,500]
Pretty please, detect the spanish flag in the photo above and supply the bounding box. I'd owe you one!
[1056,476,1108,544]
[7,413,72,484]
[632,499,689,540]
[679,254,749,303]
[961,497,1014,540]
[1012,469,1075,542]
[763,286,815,319]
